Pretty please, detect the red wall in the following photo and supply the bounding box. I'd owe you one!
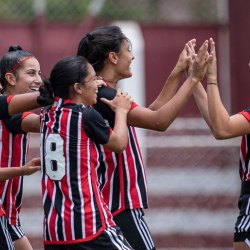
[0,20,225,116]
[141,25,219,116]
[229,0,250,113]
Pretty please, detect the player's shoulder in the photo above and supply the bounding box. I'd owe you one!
[97,86,116,100]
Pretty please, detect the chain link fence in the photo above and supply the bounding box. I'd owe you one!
[0,0,228,24]
[1,0,236,249]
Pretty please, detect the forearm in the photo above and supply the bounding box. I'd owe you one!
[207,83,231,138]
[105,110,128,152]
[153,76,199,130]
[193,82,212,130]
[148,66,183,111]
[8,92,40,116]
[0,167,23,181]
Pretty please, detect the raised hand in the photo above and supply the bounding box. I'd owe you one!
[206,38,217,84]
[175,38,197,73]
[190,40,213,83]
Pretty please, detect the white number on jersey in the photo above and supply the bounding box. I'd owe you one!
[45,134,66,180]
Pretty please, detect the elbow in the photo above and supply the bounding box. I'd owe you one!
[212,129,230,140]
[112,144,126,153]
[151,120,172,132]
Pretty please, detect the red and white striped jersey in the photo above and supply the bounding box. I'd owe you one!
[0,113,30,225]
[94,86,148,215]
[239,109,250,181]
[40,98,116,244]
[0,95,19,218]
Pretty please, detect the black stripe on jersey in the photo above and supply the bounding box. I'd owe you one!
[44,194,52,241]
[15,135,28,209]
[244,134,250,180]
[111,154,121,212]
[54,182,64,240]
[124,128,147,207]
[68,111,83,239]
[95,144,106,191]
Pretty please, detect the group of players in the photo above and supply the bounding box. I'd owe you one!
[0,25,250,250]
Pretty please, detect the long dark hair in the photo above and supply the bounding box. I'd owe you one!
[37,56,89,105]
[77,25,130,72]
[0,45,33,93]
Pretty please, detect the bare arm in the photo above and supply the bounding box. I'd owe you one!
[21,113,40,133]
[193,82,212,130]
[0,157,40,181]
[101,89,132,152]
[8,92,40,116]
[127,40,212,131]
[149,39,196,110]
[207,38,250,138]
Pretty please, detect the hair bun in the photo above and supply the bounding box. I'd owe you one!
[86,33,94,41]
[8,45,23,52]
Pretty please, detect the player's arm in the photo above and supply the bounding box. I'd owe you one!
[21,113,40,133]
[205,38,250,138]
[149,39,196,110]
[0,157,40,181]
[127,40,212,131]
[8,92,40,116]
[99,89,132,152]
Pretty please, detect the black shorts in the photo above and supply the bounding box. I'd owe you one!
[7,222,25,242]
[234,181,250,246]
[113,209,155,250]
[0,215,15,250]
[44,226,133,250]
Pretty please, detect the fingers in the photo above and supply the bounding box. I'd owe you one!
[197,40,209,61]
[29,157,41,166]
[209,38,216,58]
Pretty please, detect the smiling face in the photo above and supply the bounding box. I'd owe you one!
[115,39,134,80]
[79,63,98,106]
[5,57,42,94]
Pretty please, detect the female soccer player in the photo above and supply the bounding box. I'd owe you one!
[40,55,134,249]
[193,38,250,250]
[0,90,41,250]
[0,45,42,250]
[0,157,40,250]
[77,25,212,249]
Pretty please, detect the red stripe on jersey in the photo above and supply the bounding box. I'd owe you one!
[46,180,57,241]
[6,95,14,103]
[98,125,148,216]
[240,111,250,122]
[41,101,115,244]
[0,121,28,225]
[101,148,116,208]
[240,136,247,180]
[0,205,4,217]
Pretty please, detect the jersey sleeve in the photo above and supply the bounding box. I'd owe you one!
[82,107,111,145]
[94,86,137,128]
[0,96,11,119]
[239,107,250,123]
[2,113,25,134]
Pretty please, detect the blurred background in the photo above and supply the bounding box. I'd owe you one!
[1,0,250,249]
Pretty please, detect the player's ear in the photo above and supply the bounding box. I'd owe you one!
[4,73,16,86]
[73,82,83,94]
[108,52,118,65]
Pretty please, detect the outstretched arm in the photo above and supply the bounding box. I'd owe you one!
[127,40,212,131]
[149,39,196,110]
[0,157,40,181]
[8,92,40,116]
[206,38,250,139]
